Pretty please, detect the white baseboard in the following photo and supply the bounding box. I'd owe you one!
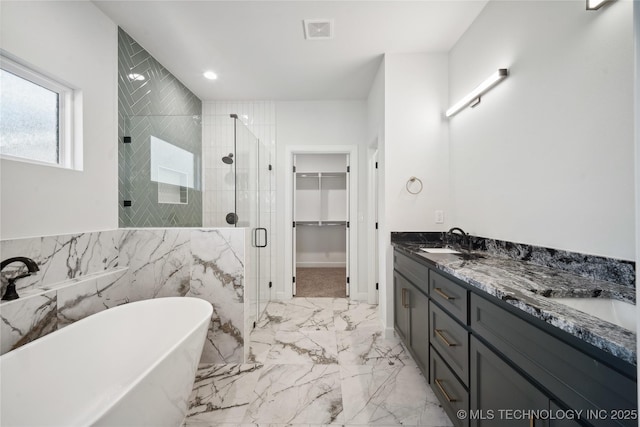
[384,327,396,340]
[296,262,347,268]
[349,292,369,302]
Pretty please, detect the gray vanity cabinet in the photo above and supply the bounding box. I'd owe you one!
[393,248,637,427]
[470,336,549,427]
[393,270,411,342]
[393,252,430,376]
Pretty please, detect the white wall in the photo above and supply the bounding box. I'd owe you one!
[276,100,367,299]
[384,53,451,233]
[380,53,450,332]
[367,58,386,319]
[0,2,118,239]
[449,0,634,261]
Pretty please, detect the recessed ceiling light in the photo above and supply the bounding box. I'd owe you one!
[203,71,218,80]
[127,73,145,81]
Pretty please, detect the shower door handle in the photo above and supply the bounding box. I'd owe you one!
[254,227,268,248]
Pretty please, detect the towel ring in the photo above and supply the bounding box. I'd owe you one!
[406,176,423,195]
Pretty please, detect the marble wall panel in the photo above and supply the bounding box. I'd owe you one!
[1,230,121,296]
[1,227,247,359]
[57,269,131,328]
[0,291,57,354]
[188,229,245,363]
[119,229,192,300]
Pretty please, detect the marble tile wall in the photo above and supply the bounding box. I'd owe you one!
[0,228,246,363]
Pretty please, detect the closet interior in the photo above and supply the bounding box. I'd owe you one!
[293,153,349,298]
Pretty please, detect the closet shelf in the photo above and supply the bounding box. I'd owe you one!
[297,220,347,226]
[296,172,346,178]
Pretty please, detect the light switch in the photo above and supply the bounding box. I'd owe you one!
[435,210,444,224]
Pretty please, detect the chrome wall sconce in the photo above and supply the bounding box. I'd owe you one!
[446,68,509,118]
[586,0,615,10]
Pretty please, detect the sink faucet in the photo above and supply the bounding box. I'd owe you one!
[1,257,39,301]
[445,227,471,251]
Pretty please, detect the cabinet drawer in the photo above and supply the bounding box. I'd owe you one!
[470,293,637,427]
[430,270,468,323]
[394,250,430,295]
[430,301,469,386]
[431,346,469,427]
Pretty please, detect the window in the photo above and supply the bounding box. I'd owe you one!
[0,54,76,168]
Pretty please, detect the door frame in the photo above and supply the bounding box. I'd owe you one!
[284,144,359,299]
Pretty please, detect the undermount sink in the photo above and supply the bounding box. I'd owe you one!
[420,248,461,254]
[550,298,637,333]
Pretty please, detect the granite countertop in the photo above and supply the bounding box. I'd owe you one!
[393,241,637,366]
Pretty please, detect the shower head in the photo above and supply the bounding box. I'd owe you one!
[222,153,234,164]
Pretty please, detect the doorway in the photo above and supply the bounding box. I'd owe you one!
[292,153,350,298]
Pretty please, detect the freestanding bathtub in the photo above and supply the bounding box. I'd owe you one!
[0,297,212,426]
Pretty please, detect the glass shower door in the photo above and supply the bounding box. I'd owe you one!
[258,137,272,320]
[234,118,272,323]
[121,114,202,227]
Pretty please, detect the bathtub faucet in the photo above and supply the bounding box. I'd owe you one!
[1,257,39,301]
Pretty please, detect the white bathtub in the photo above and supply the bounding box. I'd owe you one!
[0,297,212,426]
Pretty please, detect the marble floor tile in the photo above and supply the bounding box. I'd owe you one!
[340,364,452,426]
[256,300,289,329]
[265,330,338,365]
[279,298,335,332]
[336,327,415,367]
[248,326,277,364]
[334,300,380,331]
[243,364,343,425]
[185,363,263,425]
[187,298,452,427]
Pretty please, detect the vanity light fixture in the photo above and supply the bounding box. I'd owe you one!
[586,0,615,10]
[446,68,509,118]
[203,71,218,80]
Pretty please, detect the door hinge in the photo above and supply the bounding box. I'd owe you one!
[347,277,350,284]
[269,281,273,289]
[347,165,350,173]
[293,276,296,283]
[253,321,256,328]
[293,165,296,173]
[375,161,378,169]
[376,282,379,290]
[293,221,296,228]
[123,136,132,144]
[375,222,378,230]
[347,221,350,228]
[268,164,272,171]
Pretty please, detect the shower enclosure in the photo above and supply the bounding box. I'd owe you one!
[120,113,273,323]
[225,114,273,324]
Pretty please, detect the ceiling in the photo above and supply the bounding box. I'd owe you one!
[93,1,488,101]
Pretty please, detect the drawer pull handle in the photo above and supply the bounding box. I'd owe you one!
[435,329,456,347]
[401,288,410,308]
[434,287,455,300]
[435,378,457,402]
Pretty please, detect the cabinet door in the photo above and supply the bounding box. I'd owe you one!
[393,271,410,343]
[409,287,429,376]
[470,337,549,427]
[549,402,582,427]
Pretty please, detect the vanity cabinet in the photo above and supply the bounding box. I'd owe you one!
[393,248,637,427]
[393,252,430,376]
[470,336,549,427]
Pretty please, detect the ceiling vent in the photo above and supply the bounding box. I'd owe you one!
[303,19,334,40]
